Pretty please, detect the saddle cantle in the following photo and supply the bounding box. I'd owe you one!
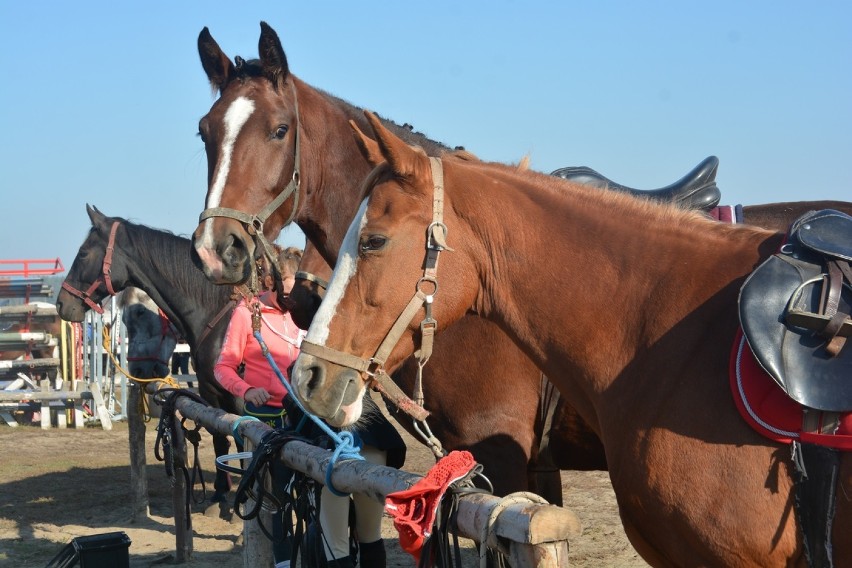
[739,209,852,412]
[550,156,721,211]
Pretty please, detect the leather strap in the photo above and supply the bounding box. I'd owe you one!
[300,157,452,422]
[294,270,329,291]
[61,220,121,314]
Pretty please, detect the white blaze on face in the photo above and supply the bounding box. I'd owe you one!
[198,96,256,248]
[306,198,370,346]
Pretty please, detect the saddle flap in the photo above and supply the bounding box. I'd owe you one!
[739,253,852,412]
[790,209,852,262]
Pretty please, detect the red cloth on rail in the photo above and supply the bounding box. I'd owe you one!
[384,450,476,563]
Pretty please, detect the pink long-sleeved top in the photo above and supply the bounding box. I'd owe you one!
[214,292,306,407]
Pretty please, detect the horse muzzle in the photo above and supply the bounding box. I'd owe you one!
[191,219,254,285]
[55,290,87,322]
[290,352,365,427]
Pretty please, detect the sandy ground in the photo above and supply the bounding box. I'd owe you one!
[0,405,647,567]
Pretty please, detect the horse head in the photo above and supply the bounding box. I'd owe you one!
[191,22,302,285]
[288,243,333,330]
[290,112,478,426]
[119,289,176,380]
[57,205,130,322]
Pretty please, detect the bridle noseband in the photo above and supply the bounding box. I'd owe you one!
[198,80,303,283]
[299,157,452,424]
[61,221,121,314]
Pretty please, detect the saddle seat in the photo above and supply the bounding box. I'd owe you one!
[739,209,852,412]
[550,155,721,211]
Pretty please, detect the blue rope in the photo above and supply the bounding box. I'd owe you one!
[230,415,261,447]
[253,330,363,496]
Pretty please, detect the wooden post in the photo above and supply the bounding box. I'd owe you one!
[127,384,149,521]
[40,380,51,430]
[241,438,274,568]
[171,418,193,562]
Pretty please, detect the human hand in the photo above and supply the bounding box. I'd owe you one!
[244,387,271,406]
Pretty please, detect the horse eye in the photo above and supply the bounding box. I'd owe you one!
[274,125,289,140]
[197,129,207,144]
[361,235,388,252]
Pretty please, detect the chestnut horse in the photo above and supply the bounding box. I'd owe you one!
[57,206,237,502]
[290,113,852,567]
[189,23,852,509]
[190,22,606,502]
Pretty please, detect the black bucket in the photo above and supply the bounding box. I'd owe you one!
[45,531,131,568]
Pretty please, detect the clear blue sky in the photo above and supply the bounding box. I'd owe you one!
[1,1,850,274]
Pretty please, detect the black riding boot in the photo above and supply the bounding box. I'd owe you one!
[358,539,386,568]
[324,557,356,568]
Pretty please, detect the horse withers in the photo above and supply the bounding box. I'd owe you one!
[289,112,852,567]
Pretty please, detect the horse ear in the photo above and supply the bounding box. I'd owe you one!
[349,120,384,167]
[86,204,110,232]
[363,111,421,178]
[258,21,290,85]
[198,27,235,92]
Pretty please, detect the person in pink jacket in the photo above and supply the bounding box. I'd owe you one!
[215,248,400,568]
[214,251,305,568]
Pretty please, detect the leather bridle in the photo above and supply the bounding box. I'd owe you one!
[61,221,121,314]
[299,157,452,425]
[197,81,302,283]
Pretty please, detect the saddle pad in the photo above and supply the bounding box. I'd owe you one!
[739,252,852,411]
[729,328,852,450]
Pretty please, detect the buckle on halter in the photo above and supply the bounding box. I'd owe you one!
[427,222,453,251]
[365,358,383,378]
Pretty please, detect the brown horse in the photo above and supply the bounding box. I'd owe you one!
[190,22,606,502]
[189,23,852,508]
[288,113,852,567]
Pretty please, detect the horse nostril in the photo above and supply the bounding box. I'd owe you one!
[306,363,324,395]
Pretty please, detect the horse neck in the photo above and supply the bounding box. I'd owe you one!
[453,170,778,398]
[295,80,451,263]
[119,226,228,346]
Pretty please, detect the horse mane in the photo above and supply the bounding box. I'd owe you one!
[108,216,234,307]
[224,51,459,157]
[451,157,776,243]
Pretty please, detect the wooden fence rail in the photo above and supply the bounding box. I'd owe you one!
[159,390,581,567]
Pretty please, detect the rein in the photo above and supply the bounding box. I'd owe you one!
[61,221,121,314]
[299,157,452,453]
[198,81,303,281]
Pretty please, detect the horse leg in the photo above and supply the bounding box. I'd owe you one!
[527,466,564,507]
[211,431,233,502]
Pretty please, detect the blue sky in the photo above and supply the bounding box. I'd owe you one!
[1,1,850,275]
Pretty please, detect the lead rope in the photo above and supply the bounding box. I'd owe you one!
[249,300,363,497]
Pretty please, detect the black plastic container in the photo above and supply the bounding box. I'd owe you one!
[46,531,131,568]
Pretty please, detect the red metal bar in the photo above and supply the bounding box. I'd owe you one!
[0,258,65,277]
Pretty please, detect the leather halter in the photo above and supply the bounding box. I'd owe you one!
[299,157,452,423]
[294,270,329,291]
[197,81,302,279]
[61,221,121,314]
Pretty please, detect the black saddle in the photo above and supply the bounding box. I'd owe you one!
[739,209,852,412]
[550,156,721,211]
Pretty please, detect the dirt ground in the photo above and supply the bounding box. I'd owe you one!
[0,408,647,567]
